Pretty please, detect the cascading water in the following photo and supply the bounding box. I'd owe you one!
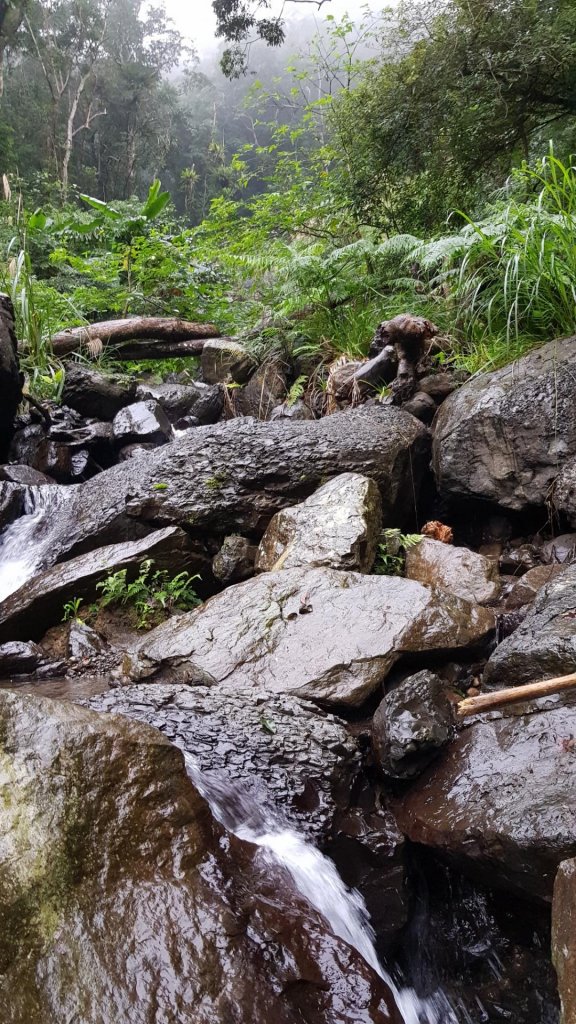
[0,486,68,601]
[183,752,458,1024]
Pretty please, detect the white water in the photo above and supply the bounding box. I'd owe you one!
[183,753,458,1024]
[0,486,67,601]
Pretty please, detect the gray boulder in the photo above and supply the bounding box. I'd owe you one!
[256,473,382,573]
[394,695,576,901]
[0,640,42,676]
[433,336,576,509]
[372,671,453,779]
[126,566,494,707]
[0,690,400,1024]
[136,380,224,425]
[201,338,256,385]
[484,562,576,688]
[0,526,210,642]
[553,457,576,526]
[112,400,172,447]
[212,534,257,582]
[405,537,501,605]
[17,406,430,570]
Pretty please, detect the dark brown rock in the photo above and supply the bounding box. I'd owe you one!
[126,566,494,707]
[0,295,22,461]
[0,526,210,642]
[201,338,256,385]
[212,534,257,582]
[394,697,576,901]
[136,380,224,425]
[372,671,453,779]
[503,563,567,610]
[0,465,54,486]
[433,336,576,509]
[234,357,288,419]
[405,538,501,605]
[553,457,576,527]
[61,362,136,420]
[484,562,576,688]
[0,690,401,1024]
[0,640,41,675]
[553,858,576,1024]
[401,391,437,424]
[112,400,172,447]
[417,373,459,402]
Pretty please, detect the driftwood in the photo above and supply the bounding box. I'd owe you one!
[457,671,576,718]
[50,317,221,356]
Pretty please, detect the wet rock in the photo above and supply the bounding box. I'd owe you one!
[270,399,314,421]
[83,682,358,840]
[256,473,382,573]
[353,348,398,394]
[127,566,494,707]
[201,338,256,385]
[234,357,288,419]
[503,563,567,610]
[401,391,437,424]
[61,362,136,420]
[135,380,223,425]
[0,640,41,676]
[433,335,576,509]
[394,697,576,901]
[0,295,22,461]
[372,671,454,779]
[30,436,90,482]
[112,400,172,447]
[0,526,210,642]
[0,482,25,530]
[330,807,407,947]
[553,457,576,526]
[553,858,576,1024]
[117,442,158,461]
[212,534,257,582]
[542,532,576,565]
[484,562,576,688]
[417,373,460,402]
[499,541,543,575]
[405,537,501,605]
[25,406,431,569]
[67,621,108,661]
[0,690,400,1024]
[0,465,53,485]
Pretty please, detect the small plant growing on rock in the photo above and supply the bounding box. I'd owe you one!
[96,559,202,629]
[62,596,84,623]
[374,529,422,576]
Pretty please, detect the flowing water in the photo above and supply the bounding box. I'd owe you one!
[183,753,458,1024]
[0,486,68,601]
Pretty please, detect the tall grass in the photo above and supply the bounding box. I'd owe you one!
[409,149,576,372]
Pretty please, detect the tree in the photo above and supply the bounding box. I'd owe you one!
[212,0,332,76]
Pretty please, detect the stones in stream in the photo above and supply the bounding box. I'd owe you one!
[125,566,494,706]
[0,689,401,1024]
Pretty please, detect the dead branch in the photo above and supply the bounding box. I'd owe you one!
[50,317,221,356]
[457,671,576,718]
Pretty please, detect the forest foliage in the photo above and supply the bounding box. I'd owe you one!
[1,0,576,398]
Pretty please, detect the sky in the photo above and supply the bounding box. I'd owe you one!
[162,0,356,54]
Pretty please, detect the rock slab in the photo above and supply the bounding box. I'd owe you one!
[128,566,494,707]
[405,538,500,605]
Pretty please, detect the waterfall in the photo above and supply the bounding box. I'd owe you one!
[0,486,68,602]
[183,753,459,1024]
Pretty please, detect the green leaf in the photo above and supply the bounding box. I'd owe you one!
[80,194,122,220]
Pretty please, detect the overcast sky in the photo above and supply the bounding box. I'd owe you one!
[162,0,357,53]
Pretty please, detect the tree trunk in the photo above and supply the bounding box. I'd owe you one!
[0,294,22,460]
[50,317,221,356]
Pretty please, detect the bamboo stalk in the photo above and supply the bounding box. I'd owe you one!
[457,671,576,718]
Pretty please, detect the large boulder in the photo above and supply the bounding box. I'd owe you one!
[256,473,382,573]
[0,295,22,462]
[0,690,400,1024]
[61,362,137,420]
[201,338,256,385]
[0,526,210,642]
[393,696,576,901]
[17,406,430,570]
[405,538,500,605]
[553,858,576,1024]
[83,682,359,840]
[433,336,576,509]
[484,562,576,688]
[126,566,494,707]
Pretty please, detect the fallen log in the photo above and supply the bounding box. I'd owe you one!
[457,671,576,718]
[50,317,221,356]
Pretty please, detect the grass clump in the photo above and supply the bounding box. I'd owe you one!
[95,558,202,630]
